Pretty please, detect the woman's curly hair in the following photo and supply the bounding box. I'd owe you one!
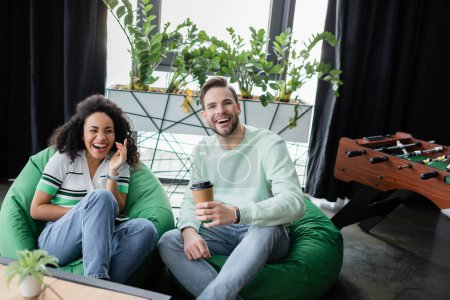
[49,94,140,168]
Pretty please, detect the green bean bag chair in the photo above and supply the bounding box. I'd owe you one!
[0,147,174,288]
[176,196,343,300]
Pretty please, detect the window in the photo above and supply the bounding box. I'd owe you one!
[106,0,329,102]
[160,0,272,45]
[291,0,329,103]
[106,0,137,88]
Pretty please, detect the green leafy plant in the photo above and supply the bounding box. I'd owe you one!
[270,29,342,102]
[104,1,342,128]
[266,29,343,128]
[4,249,59,287]
[166,23,222,94]
[212,27,280,100]
[104,0,187,91]
[180,42,222,90]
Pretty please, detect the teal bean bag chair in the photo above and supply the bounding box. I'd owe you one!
[0,147,174,288]
[176,196,343,300]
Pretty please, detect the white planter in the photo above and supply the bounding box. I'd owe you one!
[19,275,42,298]
[106,87,211,136]
[239,98,313,143]
[106,86,313,143]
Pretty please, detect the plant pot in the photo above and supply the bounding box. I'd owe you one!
[106,86,212,136]
[106,86,313,143]
[238,98,313,143]
[19,275,42,298]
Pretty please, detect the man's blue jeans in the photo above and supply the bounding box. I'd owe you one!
[38,190,157,283]
[158,224,290,300]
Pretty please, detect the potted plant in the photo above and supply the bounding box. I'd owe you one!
[104,0,189,91]
[209,27,279,101]
[269,29,342,102]
[261,29,343,128]
[166,24,222,95]
[164,23,224,112]
[104,1,335,136]
[4,249,59,298]
[104,0,212,135]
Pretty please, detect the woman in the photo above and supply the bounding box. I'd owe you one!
[30,94,157,283]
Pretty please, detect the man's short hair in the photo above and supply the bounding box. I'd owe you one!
[199,77,238,109]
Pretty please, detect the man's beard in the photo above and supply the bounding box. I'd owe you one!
[208,115,239,137]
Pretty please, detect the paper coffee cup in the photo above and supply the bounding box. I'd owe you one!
[191,181,214,204]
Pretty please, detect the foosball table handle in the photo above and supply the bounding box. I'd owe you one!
[369,156,389,164]
[346,150,367,157]
[420,171,439,180]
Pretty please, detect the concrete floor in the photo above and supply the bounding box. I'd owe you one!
[321,199,450,299]
[1,181,449,299]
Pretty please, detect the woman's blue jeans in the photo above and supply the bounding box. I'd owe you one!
[38,190,157,283]
[158,224,290,300]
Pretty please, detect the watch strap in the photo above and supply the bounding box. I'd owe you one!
[106,174,119,181]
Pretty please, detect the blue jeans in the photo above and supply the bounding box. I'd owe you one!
[38,190,157,283]
[158,224,290,300]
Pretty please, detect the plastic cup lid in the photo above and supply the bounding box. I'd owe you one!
[190,181,214,190]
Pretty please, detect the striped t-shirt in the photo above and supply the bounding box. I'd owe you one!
[36,150,130,208]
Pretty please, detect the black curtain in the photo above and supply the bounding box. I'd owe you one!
[306,0,450,201]
[0,0,107,181]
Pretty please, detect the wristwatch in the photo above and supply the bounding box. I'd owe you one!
[234,207,241,224]
[106,174,119,181]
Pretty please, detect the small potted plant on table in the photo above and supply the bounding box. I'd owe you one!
[4,249,59,298]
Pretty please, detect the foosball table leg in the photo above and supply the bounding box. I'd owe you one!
[331,186,381,230]
[357,190,415,232]
[331,187,414,232]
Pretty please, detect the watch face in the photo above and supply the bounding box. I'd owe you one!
[234,207,241,224]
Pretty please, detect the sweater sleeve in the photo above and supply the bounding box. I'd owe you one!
[239,136,306,226]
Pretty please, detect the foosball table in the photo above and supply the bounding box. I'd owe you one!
[331,132,450,231]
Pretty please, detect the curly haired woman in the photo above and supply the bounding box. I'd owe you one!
[30,94,157,283]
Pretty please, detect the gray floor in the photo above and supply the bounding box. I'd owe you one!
[1,181,449,299]
[321,199,450,300]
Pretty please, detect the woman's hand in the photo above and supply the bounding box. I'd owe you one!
[108,138,127,175]
[106,138,128,212]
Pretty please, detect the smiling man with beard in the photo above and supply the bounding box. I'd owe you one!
[158,77,305,300]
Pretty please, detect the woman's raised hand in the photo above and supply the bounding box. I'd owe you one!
[109,138,127,174]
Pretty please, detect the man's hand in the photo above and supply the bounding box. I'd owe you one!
[195,201,236,227]
[182,227,211,260]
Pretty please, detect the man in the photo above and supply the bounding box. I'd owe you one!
[157,77,305,300]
